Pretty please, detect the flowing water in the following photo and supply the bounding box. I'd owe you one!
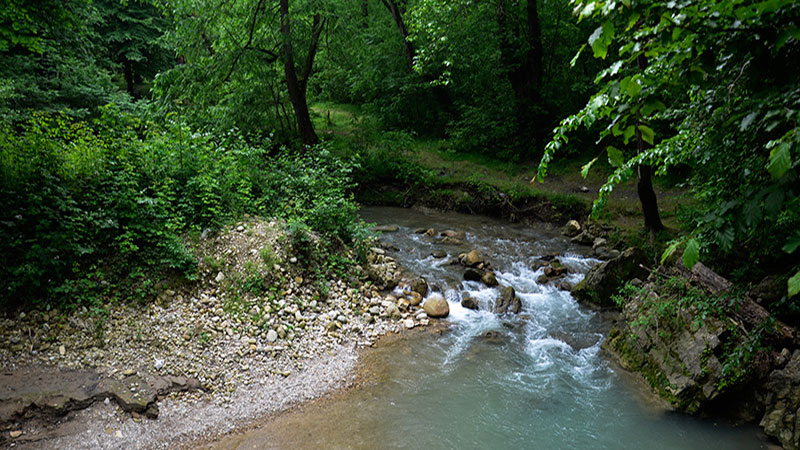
[212,207,769,449]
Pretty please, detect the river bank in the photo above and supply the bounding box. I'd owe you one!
[0,217,423,448]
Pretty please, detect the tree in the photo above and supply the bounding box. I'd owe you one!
[537,0,799,291]
[158,0,325,143]
[95,0,172,98]
[0,0,125,119]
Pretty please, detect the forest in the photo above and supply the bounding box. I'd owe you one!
[1,0,799,448]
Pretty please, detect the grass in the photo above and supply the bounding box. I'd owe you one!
[311,101,687,238]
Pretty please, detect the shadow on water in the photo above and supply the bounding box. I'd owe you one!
[209,207,771,450]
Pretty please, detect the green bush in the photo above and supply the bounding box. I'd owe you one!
[0,107,367,309]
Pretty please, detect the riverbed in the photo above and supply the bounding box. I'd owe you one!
[210,206,769,449]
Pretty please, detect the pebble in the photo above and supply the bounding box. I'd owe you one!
[215,272,225,283]
[10,430,22,438]
[154,359,165,370]
[267,330,278,342]
[59,345,66,356]
[404,319,415,329]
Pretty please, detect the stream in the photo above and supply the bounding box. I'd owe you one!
[212,206,769,449]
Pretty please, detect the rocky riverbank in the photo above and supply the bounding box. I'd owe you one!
[569,238,799,449]
[0,218,440,448]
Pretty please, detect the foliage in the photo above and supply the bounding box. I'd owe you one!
[0,107,366,309]
[537,0,800,291]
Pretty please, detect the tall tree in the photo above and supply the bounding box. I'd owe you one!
[537,0,799,290]
[159,0,325,143]
[280,0,322,145]
[95,0,172,98]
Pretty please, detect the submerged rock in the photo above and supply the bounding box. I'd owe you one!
[423,296,449,318]
[571,247,648,308]
[372,224,399,233]
[440,230,466,240]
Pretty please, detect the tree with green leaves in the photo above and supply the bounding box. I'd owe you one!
[157,0,326,144]
[95,0,172,98]
[536,0,799,295]
[0,0,126,119]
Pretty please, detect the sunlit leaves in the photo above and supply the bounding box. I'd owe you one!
[581,156,599,178]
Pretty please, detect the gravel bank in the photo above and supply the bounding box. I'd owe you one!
[1,218,429,448]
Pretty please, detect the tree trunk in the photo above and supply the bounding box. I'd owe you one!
[637,164,664,232]
[525,0,543,102]
[280,0,319,146]
[381,0,415,71]
[123,58,135,98]
[635,54,663,232]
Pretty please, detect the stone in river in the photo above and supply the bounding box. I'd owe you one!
[423,295,450,318]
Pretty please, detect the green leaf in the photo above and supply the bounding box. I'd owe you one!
[607,146,625,167]
[581,157,599,178]
[661,240,681,264]
[740,112,758,131]
[623,125,635,144]
[767,142,791,179]
[683,238,700,269]
[570,44,586,67]
[589,22,615,59]
[789,270,800,297]
[638,125,655,145]
[783,233,800,253]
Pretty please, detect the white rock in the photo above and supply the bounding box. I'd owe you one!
[154,358,165,369]
[403,319,415,329]
[267,330,278,342]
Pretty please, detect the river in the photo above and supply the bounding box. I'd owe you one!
[210,206,769,449]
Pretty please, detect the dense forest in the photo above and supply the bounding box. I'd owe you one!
[1,0,799,447]
[3,0,797,310]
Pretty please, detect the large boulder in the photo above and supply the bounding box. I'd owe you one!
[494,286,522,314]
[604,281,733,414]
[423,295,450,318]
[481,272,499,287]
[757,350,800,450]
[571,247,648,308]
[570,230,595,246]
